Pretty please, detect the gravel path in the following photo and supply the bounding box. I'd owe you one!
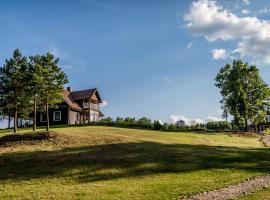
[181,175,270,200]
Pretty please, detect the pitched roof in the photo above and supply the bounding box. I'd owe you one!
[61,90,82,111]
[70,88,102,103]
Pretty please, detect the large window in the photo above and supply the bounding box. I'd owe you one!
[53,111,61,121]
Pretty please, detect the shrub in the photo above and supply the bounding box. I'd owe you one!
[206,121,232,131]
[153,120,162,130]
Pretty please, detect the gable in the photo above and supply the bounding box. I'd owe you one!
[70,88,102,103]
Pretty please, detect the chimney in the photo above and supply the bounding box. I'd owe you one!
[67,86,72,92]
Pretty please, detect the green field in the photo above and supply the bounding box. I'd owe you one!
[237,188,270,200]
[0,126,269,200]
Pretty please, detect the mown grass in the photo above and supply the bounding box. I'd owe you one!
[0,126,268,200]
[237,187,270,200]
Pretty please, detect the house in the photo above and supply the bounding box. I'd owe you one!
[37,87,104,126]
[258,115,270,132]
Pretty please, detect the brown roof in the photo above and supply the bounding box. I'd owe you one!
[61,90,82,111]
[71,88,102,103]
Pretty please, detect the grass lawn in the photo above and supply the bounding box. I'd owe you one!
[237,188,270,200]
[0,126,269,199]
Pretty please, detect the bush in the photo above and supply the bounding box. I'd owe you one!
[206,121,232,131]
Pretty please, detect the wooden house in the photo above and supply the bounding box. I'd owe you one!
[37,87,104,126]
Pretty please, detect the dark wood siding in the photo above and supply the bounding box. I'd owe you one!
[36,107,69,126]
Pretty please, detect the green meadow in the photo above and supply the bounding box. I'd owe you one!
[0,126,269,200]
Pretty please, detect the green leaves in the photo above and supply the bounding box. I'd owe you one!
[215,60,270,131]
[0,49,69,132]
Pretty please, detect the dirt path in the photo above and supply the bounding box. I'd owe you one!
[181,175,270,200]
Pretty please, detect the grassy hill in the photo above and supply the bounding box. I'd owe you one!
[0,126,269,200]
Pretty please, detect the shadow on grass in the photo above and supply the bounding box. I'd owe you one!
[0,142,269,182]
[0,132,55,145]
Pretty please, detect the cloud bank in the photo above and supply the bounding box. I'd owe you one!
[184,0,270,63]
[170,115,222,125]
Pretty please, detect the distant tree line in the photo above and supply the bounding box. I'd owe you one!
[89,117,233,132]
[0,49,68,133]
[215,60,270,132]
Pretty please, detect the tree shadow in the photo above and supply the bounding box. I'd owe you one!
[0,142,269,182]
[0,132,55,145]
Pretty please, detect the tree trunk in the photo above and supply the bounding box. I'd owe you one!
[46,101,49,131]
[244,118,248,132]
[33,97,36,131]
[14,110,17,133]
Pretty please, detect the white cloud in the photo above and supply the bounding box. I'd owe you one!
[187,42,193,48]
[170,115,189,124]
[211,49,228,60]
[242,0,250,5]
[158,120,163,125]
[192,118,204,124]
[184,0,270,63]
[204,116,223,123]
[241,9,250,15]
[100,100,108,107]
[169,115,223,125]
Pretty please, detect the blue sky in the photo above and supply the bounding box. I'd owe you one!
[1,0,270,123]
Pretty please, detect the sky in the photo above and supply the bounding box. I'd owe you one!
[1,0,270,124]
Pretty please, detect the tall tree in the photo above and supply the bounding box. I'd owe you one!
[39,53,68,131]
[215,60,270,131]
[28,55,45,131]
[0,49,30,133]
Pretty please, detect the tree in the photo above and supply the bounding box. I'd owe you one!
[215,60,270,131]
[153,120,162,130]
[0,49,31,133]
[221,99,229,122]
[28,55,47,131]
[137,117,152,128]
[124,117,136,123]
[115,117,124,126]
[100,117,113,123]
[206,121,232,131]
[38,53,68,131]
[162,122,169,130]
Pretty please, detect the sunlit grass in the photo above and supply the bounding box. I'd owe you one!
[0,126,268,199]
[236,187,270,200]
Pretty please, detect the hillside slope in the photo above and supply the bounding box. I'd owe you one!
[0,126,268,200]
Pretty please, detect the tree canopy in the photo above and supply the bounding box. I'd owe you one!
[0,49,68,132]
[215,60,270,131]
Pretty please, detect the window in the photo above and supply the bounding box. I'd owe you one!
[76,113,80,121]
[266,115,270,123]
[40,113,46,122]
[53,111,61,121]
